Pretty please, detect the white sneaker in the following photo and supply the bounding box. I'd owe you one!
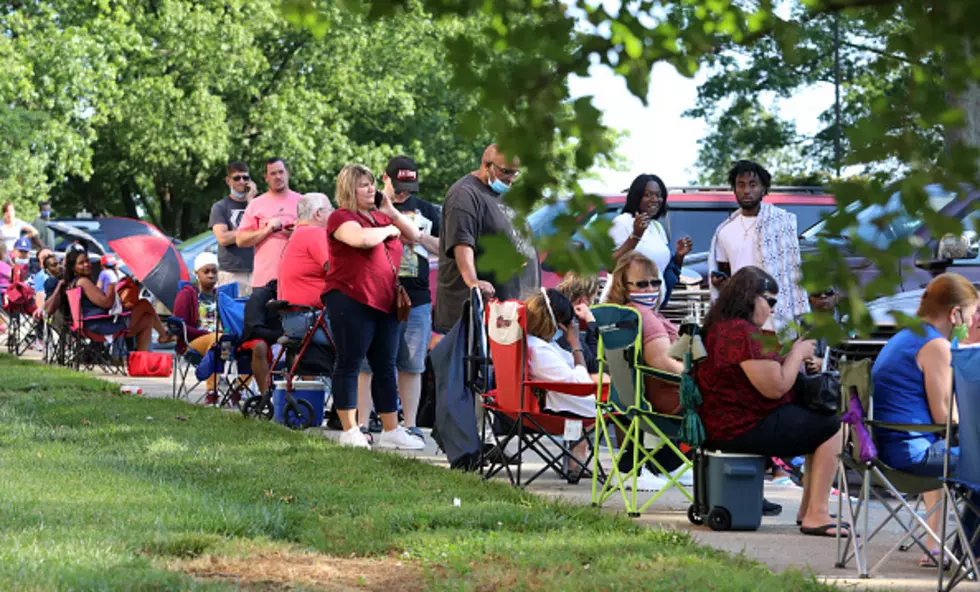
[669,464,694,487]
[616,467,668,491]
[376,426,426,450]
[338,426,371,449]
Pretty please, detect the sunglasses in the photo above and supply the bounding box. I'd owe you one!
[815,290,838,298]
[489,162,520,178]
[762,296,778,308]
[231,175,250,182]
[626,279,662,289]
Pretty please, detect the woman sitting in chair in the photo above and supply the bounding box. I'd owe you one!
[873,273,977,566]
[525,288,601,480]
[45,247,172,351]
[695,265,845,538]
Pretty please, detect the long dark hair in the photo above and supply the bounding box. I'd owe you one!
[60,247,89,312]
[622,173,668,220]
[702,266,779,334]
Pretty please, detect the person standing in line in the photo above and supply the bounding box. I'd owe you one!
[358,156,441,442]
[708,160,809,335]
[434,143,540,334]
[210,161,257,297]
[32,202,55,250]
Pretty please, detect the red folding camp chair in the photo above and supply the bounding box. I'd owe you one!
[480,299,605,487]
[65,287,130,374]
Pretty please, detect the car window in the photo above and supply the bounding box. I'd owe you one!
[664,208,737,251]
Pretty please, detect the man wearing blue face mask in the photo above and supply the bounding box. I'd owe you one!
[32,202,55,250]
[434,144,540,333]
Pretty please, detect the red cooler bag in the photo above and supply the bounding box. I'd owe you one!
[128,351,172,377]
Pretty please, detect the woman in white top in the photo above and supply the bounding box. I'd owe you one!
[1,201,38,253]
[525,288,603,480]
[604,174,692,306]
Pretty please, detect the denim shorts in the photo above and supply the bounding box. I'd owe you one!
[360,302,431,374]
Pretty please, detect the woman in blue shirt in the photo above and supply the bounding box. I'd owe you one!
[872,273,978,567]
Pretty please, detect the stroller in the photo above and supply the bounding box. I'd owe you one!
[241,301,336,430]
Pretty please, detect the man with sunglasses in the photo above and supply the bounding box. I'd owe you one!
[435,144,540,333]
[209,161,257,297]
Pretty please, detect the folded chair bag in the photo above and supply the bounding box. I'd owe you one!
[128,351,173,377]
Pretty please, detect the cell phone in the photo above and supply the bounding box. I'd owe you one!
[374,189,384,208]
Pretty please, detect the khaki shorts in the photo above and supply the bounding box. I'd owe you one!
[217,270,253,298]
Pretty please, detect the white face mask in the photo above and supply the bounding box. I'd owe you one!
[15,257,29,265]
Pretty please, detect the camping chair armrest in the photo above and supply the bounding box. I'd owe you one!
[866,420,948,434]
[523,380,607,398]
[636,364,682,385]
[81,312,130,322]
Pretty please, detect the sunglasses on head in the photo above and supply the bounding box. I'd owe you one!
[231,174,250,182]
[626,279,662,289]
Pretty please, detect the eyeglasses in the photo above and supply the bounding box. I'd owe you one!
[626,279,662,289]
[762,296,778,308]
[231,175,250,182]
[489,162,520,178]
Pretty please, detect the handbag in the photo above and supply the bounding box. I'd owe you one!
[116,277,140,310]
[794,371,841,415]
[128,351,173,378]
[372,212,412,322]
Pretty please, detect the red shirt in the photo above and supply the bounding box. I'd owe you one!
[324,209,402,313]
[277,224,330,309]
[695,318,792,440]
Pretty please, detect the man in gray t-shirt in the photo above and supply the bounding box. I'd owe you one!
[209,161,256,297]
[434,144,540,333]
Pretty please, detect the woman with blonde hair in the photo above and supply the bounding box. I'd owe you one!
[873,273,979,565]
[323,164,424,450]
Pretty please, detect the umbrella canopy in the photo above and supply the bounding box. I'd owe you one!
[48,222,107,255]
[97,217,189,309]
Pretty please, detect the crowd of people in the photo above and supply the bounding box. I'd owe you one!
[4,146,980,557]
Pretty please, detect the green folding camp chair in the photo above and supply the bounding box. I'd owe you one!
[836,357,957,578]
[590,304,699,516]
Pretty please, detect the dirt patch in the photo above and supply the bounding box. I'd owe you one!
[171,551,426,591]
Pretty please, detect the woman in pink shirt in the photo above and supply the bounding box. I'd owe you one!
[323,164,425,450]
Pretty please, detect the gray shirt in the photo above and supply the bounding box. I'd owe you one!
[434,174,540,332]
[208,196,254,272]
[32,218,55,250]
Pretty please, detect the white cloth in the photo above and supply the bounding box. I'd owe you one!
[1,219,29,252]
[708,203,810,335]
[601,213,671,304]
[714,212,760,272]
[526,335,596,417]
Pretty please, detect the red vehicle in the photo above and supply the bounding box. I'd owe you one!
[427,186,837,301]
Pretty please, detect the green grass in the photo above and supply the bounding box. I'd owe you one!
[0,354,831,591]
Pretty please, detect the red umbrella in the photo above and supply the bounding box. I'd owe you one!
[97,217,190,309]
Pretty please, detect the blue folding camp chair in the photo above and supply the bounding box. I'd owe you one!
[938,345,980,590]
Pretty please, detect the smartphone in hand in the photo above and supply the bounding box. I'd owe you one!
[374,190,384,208]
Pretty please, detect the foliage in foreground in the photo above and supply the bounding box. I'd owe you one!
[0,355,829,591]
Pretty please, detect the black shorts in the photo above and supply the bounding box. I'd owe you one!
[704,403,839,458]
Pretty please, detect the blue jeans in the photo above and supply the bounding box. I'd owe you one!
[360,302,431,374]
[281,310,331,347]
[324,290,399,413]
[900,439,959,478]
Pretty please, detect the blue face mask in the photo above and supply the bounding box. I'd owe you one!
[15,257,29,266]
[488,170,511,194]
[628,292,659,308]
[552,327,564,343]
[40,210,51,219]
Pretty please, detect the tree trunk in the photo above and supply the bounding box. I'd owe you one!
[179,198,193,240]
[120,184,139,219]
[155,179,176,235]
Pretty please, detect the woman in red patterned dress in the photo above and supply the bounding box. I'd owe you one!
[695,265,846,537]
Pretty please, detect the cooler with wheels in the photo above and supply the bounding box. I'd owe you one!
[272,380,325,428]
[687,449,765,531]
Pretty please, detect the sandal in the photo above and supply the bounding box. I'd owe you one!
[920,550,951,569]
[800,522,851,538]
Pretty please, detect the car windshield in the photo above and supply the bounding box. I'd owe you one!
[527,201,569,239]
[801,186,957,248]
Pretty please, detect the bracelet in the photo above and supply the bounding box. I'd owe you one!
[572,347,584,353]
[629,234,641,241]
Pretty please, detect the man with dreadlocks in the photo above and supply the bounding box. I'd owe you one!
[708,160,809,335]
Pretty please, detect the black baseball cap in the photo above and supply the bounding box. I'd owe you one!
[385,156,420,193]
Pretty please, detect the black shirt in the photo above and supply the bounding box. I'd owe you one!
[208,196,254,272]
[243,282,283,344]
[393,195,441,307]
[434,174,540,332]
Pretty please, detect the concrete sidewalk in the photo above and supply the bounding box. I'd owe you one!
[9,347,967,591]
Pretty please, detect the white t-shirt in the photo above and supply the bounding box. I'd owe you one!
[715,213,775,331]
[526,335,596,418]
[603,213,671,304]
[1,219,29,253]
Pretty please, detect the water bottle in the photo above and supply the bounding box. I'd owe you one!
[220,340,232,361]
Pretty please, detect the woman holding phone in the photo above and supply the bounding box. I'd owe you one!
[323,164,424,450]
[601,174,693,307]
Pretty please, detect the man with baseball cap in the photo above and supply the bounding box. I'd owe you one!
[172,251,222,404]
[356,156,441,442]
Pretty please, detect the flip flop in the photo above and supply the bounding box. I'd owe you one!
[797,513,836,526]
[800,522,851,538]
[919,550,951,569]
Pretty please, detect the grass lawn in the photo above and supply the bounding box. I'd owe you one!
[0,354,831,591]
